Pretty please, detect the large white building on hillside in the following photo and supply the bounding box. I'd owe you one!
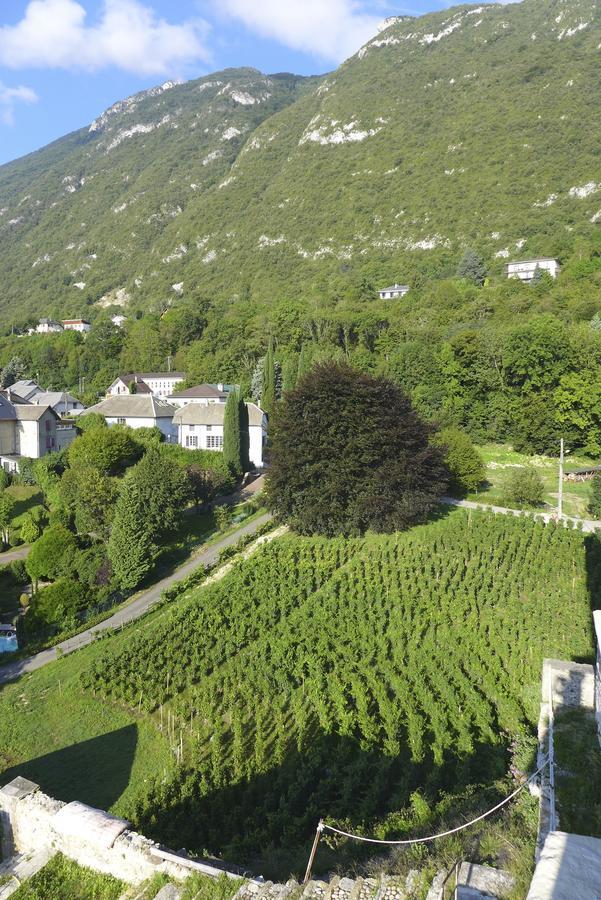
[82,395,177,441]
[506,258,560,282]
[62,319,91,333]
[173,401,266,468]
[378,284,410,299]
[107,373,186,398]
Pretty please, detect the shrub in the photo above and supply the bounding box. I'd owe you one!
[589,474,601,519]
[215,505,233,532]
[506,467,545,507]
[431,426,485,495]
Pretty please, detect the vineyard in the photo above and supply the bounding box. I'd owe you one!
[81,512,598,879]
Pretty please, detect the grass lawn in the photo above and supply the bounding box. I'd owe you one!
[0,630,176,818]
[11,853,125,899]
[468,444,599,519]
[6,485,45,543]
[554,708,601,837]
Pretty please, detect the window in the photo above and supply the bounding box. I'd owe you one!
[206,425,212,432]
[45,419,51,431]
[206,435,223,450]
[117,417,126,425]
[186,435,198,448]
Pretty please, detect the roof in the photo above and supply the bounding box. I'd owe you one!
[507,258,560,265]
[169,384,227,400]
[84,395,177,419]
[62,319,90,324]
[14,404,58,421]
[173,401,265,427]
[0,395,17,421]
[10,380,41,401]
[566,464,601,475]
[379,284,410,292]
[33,391,82,408]
[130,372,186,380]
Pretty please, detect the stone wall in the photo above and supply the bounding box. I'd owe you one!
[0,777,192,885]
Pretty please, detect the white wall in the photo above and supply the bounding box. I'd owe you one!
[248,425,264,468]
[178,423,224,451]
[17,411,57,458]
[507,260,559,281]
[105,415,175,442]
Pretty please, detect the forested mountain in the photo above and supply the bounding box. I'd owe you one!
[0,0,599,325]
[1,0,601,455]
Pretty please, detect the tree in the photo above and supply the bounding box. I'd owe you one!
[59,465,118,538]
[68,425,143,475]
[589,475,601,519]
[261,339,276,418]
[0,490,16,545]
[457,249,487,286]
[223,389,243,476]
[506,467,544,507]
[0,356,24,388]
[20,512,43,544]
[215,505,233,532]
[108,449,191,589]
[186,465,222,508]
[266,362,449,536]
[431,426,485,495]
[108,481,155,590]
[26,524,78,588]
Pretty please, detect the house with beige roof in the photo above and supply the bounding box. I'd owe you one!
[173,401,266,468]
[82,395,177,442]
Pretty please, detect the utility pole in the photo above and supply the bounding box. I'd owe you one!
[558,438,564,519]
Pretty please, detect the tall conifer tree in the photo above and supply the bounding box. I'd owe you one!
[223,388,242,476]
[262,339,276,418]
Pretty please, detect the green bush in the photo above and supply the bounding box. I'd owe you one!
[506,467,545,507]
[589,474,601,519]
[431,426,485,495]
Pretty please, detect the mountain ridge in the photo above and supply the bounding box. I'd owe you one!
[0,0,599,327]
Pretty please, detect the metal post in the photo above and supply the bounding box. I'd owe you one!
[558,438,564,519]
[303,819,324,885]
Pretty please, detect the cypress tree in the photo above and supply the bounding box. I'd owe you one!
[262,338,276,417]
[457,248,487,286]
[223,389,242,476]
[296,343,313,386]
[108,481,155,589]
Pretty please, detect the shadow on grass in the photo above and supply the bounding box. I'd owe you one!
[1,724,138,811]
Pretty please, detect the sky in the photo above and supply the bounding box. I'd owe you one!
[0,0,465,166]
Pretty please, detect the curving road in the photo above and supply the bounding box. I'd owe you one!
[0,511,272,686]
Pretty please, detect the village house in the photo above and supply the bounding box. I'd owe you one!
[107,372,186,398]
[62,318,91,333]
[82,395,177,441]
[173,401,266,468]
[378,284,410,299]
[33,318,63,334]
[9,380,84,415]
[0,393,59,472]
[506,258,560,282]
[167,383,237,408]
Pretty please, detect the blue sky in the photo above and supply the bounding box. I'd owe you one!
[0,0,456,166]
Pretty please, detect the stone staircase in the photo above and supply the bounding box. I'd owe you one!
[0,849,55,898]
[233,873,417,899]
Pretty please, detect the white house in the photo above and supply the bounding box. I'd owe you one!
[173,401,266,468]
[168,384,229,408]
[107,372,186,398]
[506,258,560,282]
[35,318,63,334]
[378,284,410,299]
[82,395,177,441]
[0,394,59,471]
[111,315,128,328]
[62,318,91,333]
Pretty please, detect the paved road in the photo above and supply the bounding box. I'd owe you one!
[441,496,601,532]
[0,511,273,685]
[0,545,31,564]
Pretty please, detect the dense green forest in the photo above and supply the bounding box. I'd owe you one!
[79,513,598,878]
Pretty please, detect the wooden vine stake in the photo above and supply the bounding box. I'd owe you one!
[303,819,324,885]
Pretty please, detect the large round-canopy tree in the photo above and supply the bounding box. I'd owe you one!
[266,362,449,535]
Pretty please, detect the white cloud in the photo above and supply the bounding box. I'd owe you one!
[0,82,38,125]
[0,0,211,76]
[215,0,382,62]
